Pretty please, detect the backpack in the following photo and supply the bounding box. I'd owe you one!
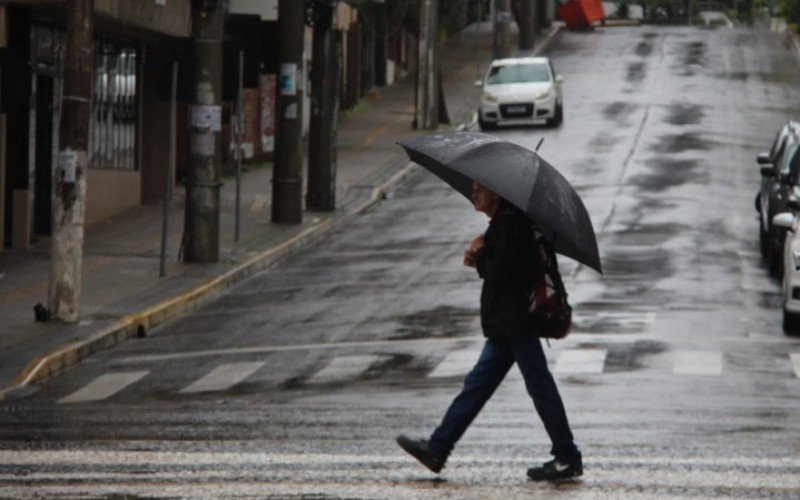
[528,233,572,339]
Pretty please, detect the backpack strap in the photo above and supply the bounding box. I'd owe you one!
[534,232,568,300]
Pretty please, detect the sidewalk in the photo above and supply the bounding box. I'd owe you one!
[0,22,560,399]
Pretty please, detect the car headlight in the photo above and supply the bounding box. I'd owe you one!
[482,91,498,103]
[534,89,552,101]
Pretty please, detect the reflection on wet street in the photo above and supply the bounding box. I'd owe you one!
[1,25,799,498]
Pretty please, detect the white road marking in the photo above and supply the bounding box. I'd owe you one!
[179,362,265,393]
[116,333,651,365]
[0,450,798,468]
[673,350,722,376]
[791,353,800,378]
[308,355,383,383]
[57,371,149,404]
[428,349,480,378]
[553,349,607,374]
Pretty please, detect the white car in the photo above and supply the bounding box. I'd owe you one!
[772,204,800,333]
[477,57,564,130]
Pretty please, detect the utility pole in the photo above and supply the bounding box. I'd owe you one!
[273,0,305,224]
[415,0,439,130]
[48,0,93,323]
[519,0,536,51]
[307,0,340,212]
[374,0,387,87]
[184,0,223,263]
[493,0,511,59]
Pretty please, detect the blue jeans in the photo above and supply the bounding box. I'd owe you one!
[429,335,581,462]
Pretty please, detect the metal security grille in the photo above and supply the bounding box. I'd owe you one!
[89,45,138,170]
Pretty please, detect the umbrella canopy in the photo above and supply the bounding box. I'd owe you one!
[398,131,602,274]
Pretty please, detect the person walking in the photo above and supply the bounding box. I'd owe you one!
[396,180,583,481]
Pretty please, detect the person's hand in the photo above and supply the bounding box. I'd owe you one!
[463,250,476,268]
[469,235,484,253]
[464,235,484,268]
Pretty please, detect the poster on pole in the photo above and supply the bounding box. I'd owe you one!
[259,74,276,153]
[280,63,297,96]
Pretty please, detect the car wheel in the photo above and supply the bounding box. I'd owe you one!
[768,227,785,279]
[547,102,563,127]
[783,309,800,335]
[478,111,495,131]
[759,219,769,259]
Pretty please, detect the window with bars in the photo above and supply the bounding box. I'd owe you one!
[89,45,138,170]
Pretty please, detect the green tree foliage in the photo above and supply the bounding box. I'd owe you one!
[777,0,800,24]
[377,0,468,39]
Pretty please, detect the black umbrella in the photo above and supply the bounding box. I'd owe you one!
[398,131,602,274]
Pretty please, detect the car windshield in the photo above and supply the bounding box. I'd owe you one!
[779,142,799,176]
[787,143,800,180]
[770,128,789,162]
[486,63,550,85]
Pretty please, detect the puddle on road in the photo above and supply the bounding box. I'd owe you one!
[612,223,687,247]
[684,41,707,67]
[589,133,622,153]
[604,340,667,372]
[664,104,705,126]
[601,247,673,280]
[629,158,703,192]
[390,305,478,340]
[649,133,710,154]
[626,62,647,83]
[635,40,654,57]
[602,101,638,122]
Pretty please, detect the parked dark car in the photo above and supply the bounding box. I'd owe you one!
[756,122,800,278]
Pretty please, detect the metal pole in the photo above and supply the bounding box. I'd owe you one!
[235,50,243,243]
[272,0,305,224]
[475,0,481,85]
[491,0,497,60]
[160,62,177,277]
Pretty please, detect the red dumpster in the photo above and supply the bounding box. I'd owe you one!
[557,0,605,29]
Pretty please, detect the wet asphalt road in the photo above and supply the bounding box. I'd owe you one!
[2,26,800,498]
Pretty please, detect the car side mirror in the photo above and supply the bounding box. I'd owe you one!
[474,80,483,88]
[773,212,795,229]
[761,166,776,177]
[757,152,771,165]
[555,75,564,84]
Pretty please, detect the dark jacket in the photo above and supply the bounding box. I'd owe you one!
[474,201,541,338]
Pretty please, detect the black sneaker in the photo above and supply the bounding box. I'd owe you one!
[527,457,583,481]
[396,435,447,473]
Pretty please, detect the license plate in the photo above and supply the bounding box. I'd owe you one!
[507,105,527,113]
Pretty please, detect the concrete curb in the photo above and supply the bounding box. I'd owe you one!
[0,218,337,400]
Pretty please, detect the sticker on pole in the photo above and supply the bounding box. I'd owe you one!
[58,150,77,184]
[280,63,297,96]
[190,105,222,132]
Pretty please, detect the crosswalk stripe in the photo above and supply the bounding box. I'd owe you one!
[308,355,383,383]
[673,350,722,375]
[553,349,606,374]
[57,372,149,404]
[428,349,480,378]
[179,362,265,394]
[791,353,800,378]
